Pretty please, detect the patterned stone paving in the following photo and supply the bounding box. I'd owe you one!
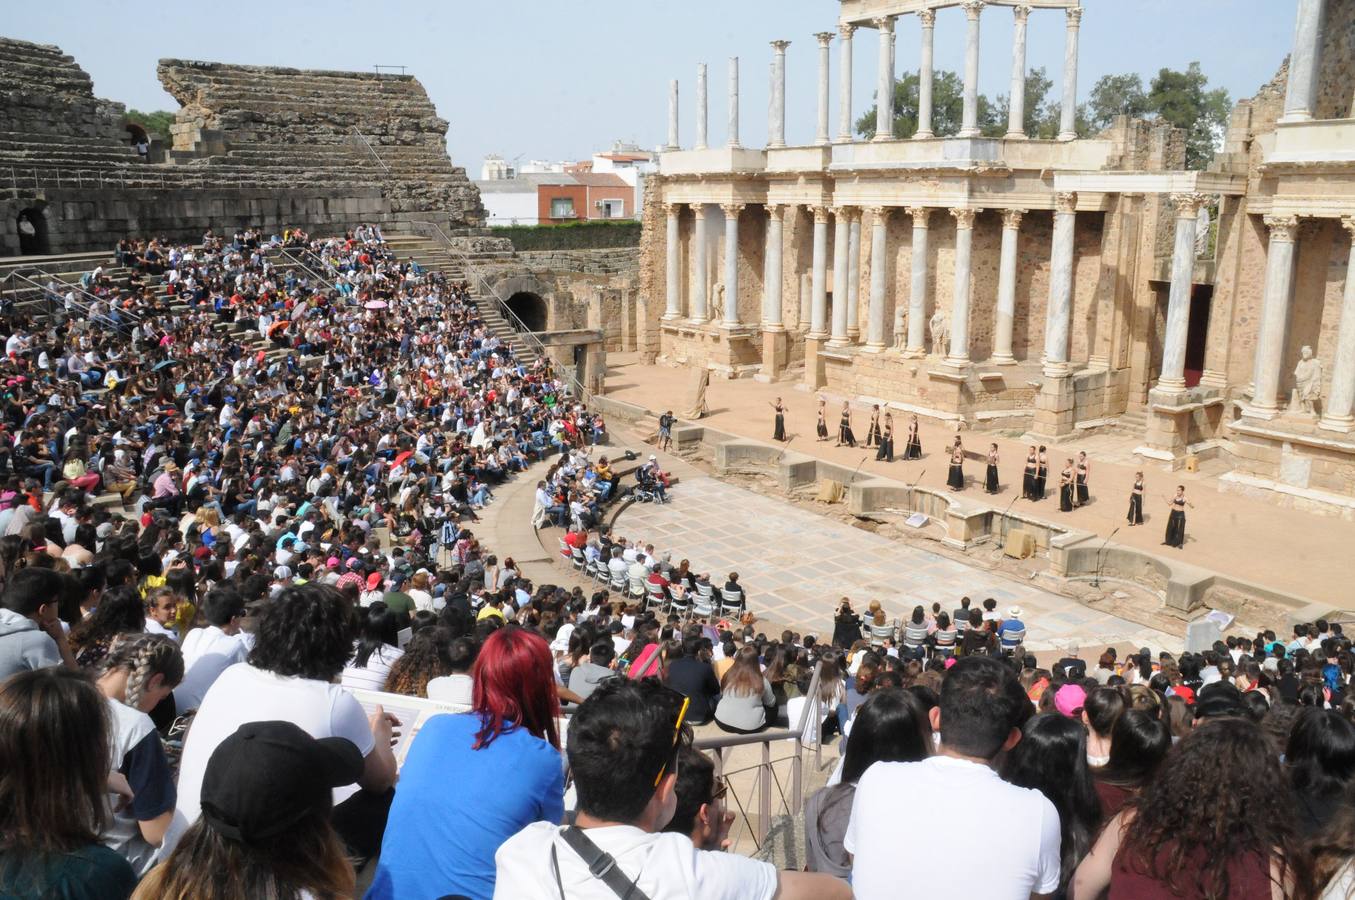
[617,474,1183,654]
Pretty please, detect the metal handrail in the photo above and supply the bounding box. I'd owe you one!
[22,265,147,326]
[350,127,392,174]
[2,269,141,332]
[275,247,340,291]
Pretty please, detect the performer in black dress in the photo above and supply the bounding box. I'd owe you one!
[1127,472,1144,525]
[947,445,965,491]
[816,399,828,441]
[1059,460,1075,512]
[985,444,1000,494]
[1075,451,1091,507]
[876,412,895,462]
[1035,445,1049,500]
[904,415,922,459]
[1163,485,1191,548]
[865,404,882,448]
[837,402,856,447]
[770,398,786,442]
[1022,446,1038,500]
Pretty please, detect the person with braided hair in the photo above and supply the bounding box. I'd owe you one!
[95,632,184,876]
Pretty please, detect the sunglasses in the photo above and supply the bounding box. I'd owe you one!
[710,777,729,803]
[653,695,690,788]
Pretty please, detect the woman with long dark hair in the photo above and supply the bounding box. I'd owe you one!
[714,644,775,734]
[1001,714,1102,898]
[1073,716,1296,899]
[1092,709,1171,819]
[369,626,563,900]
[340,601,404,692]
[1287,708,1355,838]
[68,585,146,669]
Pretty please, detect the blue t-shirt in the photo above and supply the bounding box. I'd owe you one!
[366,712,564,900]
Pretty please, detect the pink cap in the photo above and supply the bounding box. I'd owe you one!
[1054,684,1087,718]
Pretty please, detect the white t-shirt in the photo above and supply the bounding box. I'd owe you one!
[493,822,777,900]
[174,625,252,714]
[340,644,404,693]
[425,672,474,707]
[845,755,1061,900]
[165,663,375,855]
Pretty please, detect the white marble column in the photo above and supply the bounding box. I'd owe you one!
[1006,5,1031,139]
[959,1,984,138]
[873,16,895,141]
[1321,217,1355,430]
[695,64,708,150]
[847,211,862,340]
[1158,193,1207,393]
[727,57,740,148]
[691,204,709,323]
[1059,7,1083,141]
[830,207,852,346]
[905,206,931,355]
[809,206,830,338]
[947,208,979,364]
[815,32,833,146]
[1249,215,1300,415]
[1043,192,1078,376]
[993,208,1025,364]
[768,41,790,149]
[916,10,936,139]
[664,203,682,319]
[837,24,855,141]
[667,80,680,150]
[763,204,785,329]
[721,203,743,326]
[866,207,890,350]
[1282,0,1327,123]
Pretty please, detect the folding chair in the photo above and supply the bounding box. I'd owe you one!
[571,546,586,572]
[608,570,627,594]
[719,588,744,618]
[644,579,668,613]
[628,575,647,603]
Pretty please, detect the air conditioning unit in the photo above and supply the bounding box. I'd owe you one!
[594,200,604,209]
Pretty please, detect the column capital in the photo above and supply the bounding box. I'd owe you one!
[810,205,831,224]
[1054,192,1078,214]
[918,8,936,28]
[765,202,785,218]
[1341,216,1355,242]
[961,0,985,20]
[720,202,745,218]
[830,205,855,221]
[1001,208,1028,228]
[1066,6,1084,26]
[814,31,834,47]
[1169,192,1208,219]
[871,15,894,33]
[950,207,980,229]
[1264,214,1300,242]
[905,206,932,227]
[839,22,857,39]
[865,205,890,221]
[663,202,685,216]
[770,39,791,53]
[1012,4,1032,22]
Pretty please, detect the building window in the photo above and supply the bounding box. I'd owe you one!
[550,198,575,219]
[599,199,624,219]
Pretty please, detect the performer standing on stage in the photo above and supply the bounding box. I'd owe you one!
[876,412,895,462]
[1127,472,1145,525]
[770,398,786,442]
[904,414,922,459]
[1163,485,1192,548]
[1035,445,1050,500]
[1022,446,1038,500]
[865,404,882,448]
[816,399,828,442]
[1059,459,1076,512]
[837,401,857,448]
[1075,451,1091,507]
[985,444,1000,494]
[947,444,965,491]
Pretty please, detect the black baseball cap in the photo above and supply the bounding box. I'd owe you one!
[199,721,364,843]
[1194,681,1247,720]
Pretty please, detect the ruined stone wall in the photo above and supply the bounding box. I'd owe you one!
[515,247,640,277]
[0,38,127,143]
[1315,0,1355,120]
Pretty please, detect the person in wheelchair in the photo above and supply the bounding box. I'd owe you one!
[635,456,668,503]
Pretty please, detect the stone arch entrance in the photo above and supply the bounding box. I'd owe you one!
[505,291,548,332]
[17,207,49,255]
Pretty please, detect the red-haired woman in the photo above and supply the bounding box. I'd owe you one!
[368,626,564,900]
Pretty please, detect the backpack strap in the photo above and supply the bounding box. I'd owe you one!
[550,826,652,900]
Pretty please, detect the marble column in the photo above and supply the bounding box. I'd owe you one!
[947,208,979,364]
[763,205,785,329]
[837,24,855,141]
[1158,193,1207,393]
[815,32,833,146]
[809,206,830,338]
[1005,5,1031,139]
[727,57,740,148]
[1320,217,1355,431]
[993,208,1025,364]
[768,41,790,149]
[1282,0,1326,123]
[847,211,862,340]
[664,203,682,319]
[1043,192,1078,376]
[916,9,936,139]
[830,208,852,345]
[1249,215,1300,415]
[873,16,895,141]
[695,64,708,150]
[667,80,680,150]
[1059,7,1083,141]
[866,207,890,350]
[691,204,709,323]
[959,1,984,138]
[905,206,931,355]
[721,203,743,326]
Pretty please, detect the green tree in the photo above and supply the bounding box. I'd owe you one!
[1147,63,1230,169]
[125,109,175,142]
[1086,73,1150,133]
[988,67,1056,138]
[855,69,969,139]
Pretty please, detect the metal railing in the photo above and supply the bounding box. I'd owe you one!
[3,165,286,192]
[1,268,141,333]
[350,128,392,174]
[275,247,341,291]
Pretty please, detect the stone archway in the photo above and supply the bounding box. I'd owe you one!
[505,290,548,332]
[17,206,49,255]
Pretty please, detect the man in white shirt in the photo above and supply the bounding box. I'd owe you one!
[493,678,846,900]
[606,547,629,584]
[845,656,1062,900]
[175,586,253,714]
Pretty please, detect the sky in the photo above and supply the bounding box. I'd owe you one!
[7,1,1298,175]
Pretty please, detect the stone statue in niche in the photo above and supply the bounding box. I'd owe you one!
[1194,204,1212,259]
[893,307,907,349]
[709,282,724,321]
[929,309,949,356]
[1291,345,1323,417]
